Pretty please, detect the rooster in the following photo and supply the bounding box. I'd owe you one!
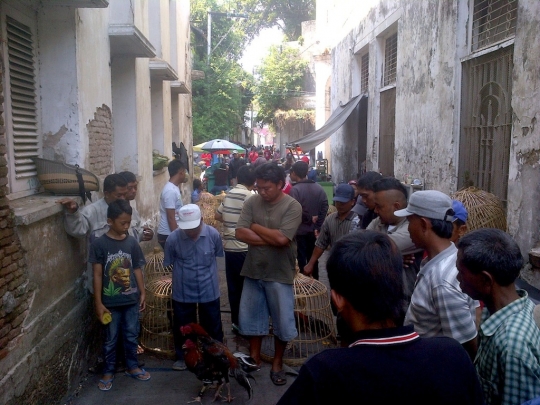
[180,323,254,403]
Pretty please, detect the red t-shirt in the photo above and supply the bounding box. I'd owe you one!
[249,151,258,163]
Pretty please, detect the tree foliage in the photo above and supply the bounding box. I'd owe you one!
[233,0,315,40]
[192,59,253,144]
[189,0,315,143]
[191,0,253,143]
[254,45,309,125]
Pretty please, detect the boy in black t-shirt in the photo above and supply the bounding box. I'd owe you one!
[89,199,149,391]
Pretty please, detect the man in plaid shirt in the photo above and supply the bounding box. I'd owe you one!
[457,228,540,405]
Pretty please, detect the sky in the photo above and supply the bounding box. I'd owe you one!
[239,26,283,73]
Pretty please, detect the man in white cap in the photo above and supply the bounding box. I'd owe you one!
[394,190,478,360]
[163,204,224,371]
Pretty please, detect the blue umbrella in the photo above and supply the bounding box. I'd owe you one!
[201,139,246,153]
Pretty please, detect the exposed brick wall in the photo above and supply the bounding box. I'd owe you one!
[0,59,33,361]
[87,104,113,175]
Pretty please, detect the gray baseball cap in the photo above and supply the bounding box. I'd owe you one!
[394,190,454,222]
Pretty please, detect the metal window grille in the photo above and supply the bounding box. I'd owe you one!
[472,0,517,52]
[458,48,513,206]
[7,17,39,180]
[383,33,397,87]
[361,53,369,94]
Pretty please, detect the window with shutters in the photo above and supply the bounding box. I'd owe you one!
[3,13,40,196]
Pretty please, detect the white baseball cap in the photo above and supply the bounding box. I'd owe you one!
[178,204,202,229]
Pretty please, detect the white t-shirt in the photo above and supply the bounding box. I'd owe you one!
[158,181,183,235]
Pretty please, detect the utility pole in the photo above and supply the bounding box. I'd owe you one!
[207,10,248,65]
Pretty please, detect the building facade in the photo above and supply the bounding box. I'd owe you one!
[0,0,193,403]
[313,0,540,257]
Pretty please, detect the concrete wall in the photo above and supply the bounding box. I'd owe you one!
[507,0,540,256]
[0,0,193,403]
[323,0,540,261]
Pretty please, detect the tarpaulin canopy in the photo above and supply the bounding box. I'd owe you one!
[288,95,365,152]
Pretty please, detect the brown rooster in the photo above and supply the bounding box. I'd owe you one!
[180,323,254,403]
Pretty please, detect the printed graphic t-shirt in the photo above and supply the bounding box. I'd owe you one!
[89,234,146,308]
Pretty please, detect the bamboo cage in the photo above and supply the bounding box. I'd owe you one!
[261,272,338,367]
[197,190,224,235]
[451,187,507,232]
[140,248,175,357]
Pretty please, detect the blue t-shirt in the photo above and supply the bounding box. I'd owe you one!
[191,189,202,203]
[89,234,146,308]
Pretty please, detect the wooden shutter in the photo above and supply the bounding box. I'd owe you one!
[7,16,38,183]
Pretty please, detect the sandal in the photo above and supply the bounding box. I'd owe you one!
[98,374,114,391]
[270,370,287,386]
[125,368,151,381]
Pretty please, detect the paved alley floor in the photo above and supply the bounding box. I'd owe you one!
[63,252,333,405]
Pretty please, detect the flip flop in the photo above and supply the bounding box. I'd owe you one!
[270,370,287,386]
[125,368,151,381]
[98,374,114,391]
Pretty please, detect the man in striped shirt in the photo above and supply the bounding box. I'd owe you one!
[395,190,478,360]
[215,165,255,331]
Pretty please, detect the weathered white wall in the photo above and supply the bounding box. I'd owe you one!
[112,57,138,173]
[325,0,540,260]
[394,1,461,191]
[76,7,113,169]
[38,7,80,164]
[507,0,540,255]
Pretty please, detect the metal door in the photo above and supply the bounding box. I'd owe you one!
[458,48,513,205]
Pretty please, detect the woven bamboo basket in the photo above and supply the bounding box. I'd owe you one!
[140,248,174,357]
[326,204,337,216]
[197,191,223,234]
[33,157,99,195]
[261,272,337,367]
[451,187,507,232]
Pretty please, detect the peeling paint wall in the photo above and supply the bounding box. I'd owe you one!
[0,1,194,403]
[507,0,540,256]
[325,0,540,262]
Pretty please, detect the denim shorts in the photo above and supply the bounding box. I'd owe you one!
[238,277,298,342]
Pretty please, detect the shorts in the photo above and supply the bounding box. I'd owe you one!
[238,277,298,342]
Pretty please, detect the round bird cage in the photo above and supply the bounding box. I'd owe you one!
[451,187,507,232]
[144,247,172,282]
[260,273,338,367]
[197,191,223,234]
[326,204,337,217]
[140,248,175,358]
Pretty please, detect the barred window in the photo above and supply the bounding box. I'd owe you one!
[360,53,369,94]
[472,0,517,52]
[383,33,397,87]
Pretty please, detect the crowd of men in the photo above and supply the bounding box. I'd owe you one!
[58,157,540,404]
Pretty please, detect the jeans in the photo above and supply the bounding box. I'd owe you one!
[172,298,223,360]
[224,251,247,326]
[239,278,297,342]
[296,232,319,279]
[211,185,228,195]
[103,303,140,374]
